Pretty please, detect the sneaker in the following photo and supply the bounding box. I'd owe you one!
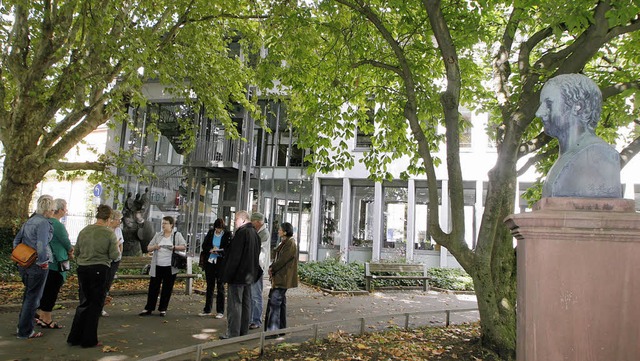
[249,323,260,329]
[138,310,152,316]
[214,313,224,319]
[159,311,166,317]
[101,310,109,317]
[198,312,211,317]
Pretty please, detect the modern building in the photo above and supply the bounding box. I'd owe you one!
[109,81,640,268]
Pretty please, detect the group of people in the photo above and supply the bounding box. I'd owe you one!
[138,209,299,340]
[13,197,123,347]
[218,210,299,339]
[13,196,298,344]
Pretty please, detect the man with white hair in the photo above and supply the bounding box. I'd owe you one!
[249,212,270,330]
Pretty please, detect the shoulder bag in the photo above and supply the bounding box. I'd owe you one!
[170,232,187,269]
[11,243,38,268]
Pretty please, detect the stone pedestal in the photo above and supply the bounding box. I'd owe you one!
[505,198,640,361]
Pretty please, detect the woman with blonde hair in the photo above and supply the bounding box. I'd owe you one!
[102,209,124,317]
[13,195,55,339]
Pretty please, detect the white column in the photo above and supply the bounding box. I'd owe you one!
[372,182,383,261]
[439,180,449,267]
[406,179,415,262]
[340,178,351,263]
[309,175,322,261]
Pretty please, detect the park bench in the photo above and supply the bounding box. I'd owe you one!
[364,262,431,292]
[114,256,200,295]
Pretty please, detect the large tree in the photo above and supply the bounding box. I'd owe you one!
[0,0,264,230]
[259,0,640,358]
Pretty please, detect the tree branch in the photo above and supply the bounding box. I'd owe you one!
[601,81,640,99]
[352,59,401,75]
[517,131,553,158]
[620,135,640,168]
[517,147,556,176]
[53,161,107,172]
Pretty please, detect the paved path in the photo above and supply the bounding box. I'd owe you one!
[0,285,478,360]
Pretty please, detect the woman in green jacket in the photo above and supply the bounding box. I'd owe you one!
[36,199,73,329]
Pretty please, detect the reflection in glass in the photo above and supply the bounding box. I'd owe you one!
[383,187,407,249]
[351,186,374,247]
[320,185,342,247]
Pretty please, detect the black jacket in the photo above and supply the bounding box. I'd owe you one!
[222,222,262,284]
[199,228,232,269]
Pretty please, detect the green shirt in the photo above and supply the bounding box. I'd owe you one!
[47,217,73,278]
[75,224,119,267]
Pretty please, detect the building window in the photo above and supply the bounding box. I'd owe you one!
[351,185,374,247]
[414,187,434,250]
[355,99,374,149]
[460,110,472,149]
[320,185,342,247]
[383,186,408,249]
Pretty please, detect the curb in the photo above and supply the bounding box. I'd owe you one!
[431,286,476,295]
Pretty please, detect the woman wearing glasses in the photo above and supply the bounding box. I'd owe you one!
[138,216,186,317]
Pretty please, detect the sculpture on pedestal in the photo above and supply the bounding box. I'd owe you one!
[536,73,622,198]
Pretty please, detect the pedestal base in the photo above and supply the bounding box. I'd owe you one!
[505,198,640,361]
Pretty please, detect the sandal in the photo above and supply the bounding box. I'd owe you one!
[40,320,63,329]
[35,318,47,327]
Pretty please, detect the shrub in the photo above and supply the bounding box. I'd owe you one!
[298,259,475,292]
[428,267,474,291]
[298,259,365,291]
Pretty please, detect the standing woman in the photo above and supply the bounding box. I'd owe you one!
[198,218,232,318]
[67,205,119,348]
[265,222,298,333]
[102,210,124,317]
[13,195,55,339]
[37,198,73,329]
[139,216,186,317]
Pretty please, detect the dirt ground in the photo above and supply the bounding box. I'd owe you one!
[0,283,479,360]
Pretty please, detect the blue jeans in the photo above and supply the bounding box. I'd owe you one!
[250,278,263,326]
[226,284,251,337]
[17,265,48,338]
[265,288,287,331]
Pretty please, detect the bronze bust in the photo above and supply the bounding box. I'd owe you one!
[536,74,621,198]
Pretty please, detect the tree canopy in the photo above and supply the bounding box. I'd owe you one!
[0,0,265,227]
[257,0,640,357]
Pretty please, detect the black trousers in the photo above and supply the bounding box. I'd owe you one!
[144,265,177,312]
[39,269,64,312]
[67,264,109,347]
[203,261,225,314]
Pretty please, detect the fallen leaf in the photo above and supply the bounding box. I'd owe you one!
[101,345,119,353]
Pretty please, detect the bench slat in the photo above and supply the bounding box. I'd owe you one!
[365,262,430,292]
[115,273,199,280]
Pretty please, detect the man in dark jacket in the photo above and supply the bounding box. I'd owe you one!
[220,210,261,339]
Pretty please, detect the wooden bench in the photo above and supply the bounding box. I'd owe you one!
[115,256,200,295]
[364,262,431,292]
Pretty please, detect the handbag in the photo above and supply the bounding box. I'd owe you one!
[170,232,187,269]
[11,243,38,268]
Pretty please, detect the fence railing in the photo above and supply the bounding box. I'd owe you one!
[139,307,479,361]
[63,213,94,244]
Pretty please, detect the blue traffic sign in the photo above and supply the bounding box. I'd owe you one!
[93,184,103,197]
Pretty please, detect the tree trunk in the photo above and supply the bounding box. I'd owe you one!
[468,148,519,360]
[0,154,48,234]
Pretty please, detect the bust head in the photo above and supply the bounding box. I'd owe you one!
[537,74,622,198]
[536,74,602,141]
